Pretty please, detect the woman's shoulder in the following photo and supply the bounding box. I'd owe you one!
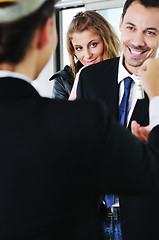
[49,65,74,84]
[51,65,74,100]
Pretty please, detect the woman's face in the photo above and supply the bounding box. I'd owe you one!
[71,29,104,66]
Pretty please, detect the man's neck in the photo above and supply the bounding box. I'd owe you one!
[122,56,140,75]
[0,55,37,81]
[0,63,15,72]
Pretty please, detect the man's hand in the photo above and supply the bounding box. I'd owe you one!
[139,57,159,100]
[131,120,150,143]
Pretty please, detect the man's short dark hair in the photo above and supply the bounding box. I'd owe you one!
[122,0,159,19]
[0,0,55,64]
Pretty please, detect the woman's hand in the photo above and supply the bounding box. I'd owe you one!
[69,66,85,101]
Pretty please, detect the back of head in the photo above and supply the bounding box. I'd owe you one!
[67,10,121,76]
[122,0,159,19]
[0,0,55,65]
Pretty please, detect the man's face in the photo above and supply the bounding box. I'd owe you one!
[119,2,159,74]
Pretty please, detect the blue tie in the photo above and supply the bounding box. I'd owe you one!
[104,77,132,209]
[119,77,132,127]
[105,194,115,209]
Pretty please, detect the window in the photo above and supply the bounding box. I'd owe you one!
[56,0,124,69]
[35,0,124,97]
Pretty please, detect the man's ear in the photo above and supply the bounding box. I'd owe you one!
[36,18,52,49]
[119,14,123,32]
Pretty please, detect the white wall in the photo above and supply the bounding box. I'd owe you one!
[61,6,85,68]
[32,53,54,98]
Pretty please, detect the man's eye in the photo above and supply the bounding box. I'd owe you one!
[127,26,134,31]
[147,31,156,36]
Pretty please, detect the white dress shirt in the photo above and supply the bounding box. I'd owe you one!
[118,55,159,130]
[150,96,159,130]
[118,55,144,127]
[0,70,31,83]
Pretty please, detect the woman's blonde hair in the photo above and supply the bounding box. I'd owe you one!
[67,10,121,76]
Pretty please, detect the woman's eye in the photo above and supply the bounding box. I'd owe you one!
[90,42,98,48]
[75,47,82,51]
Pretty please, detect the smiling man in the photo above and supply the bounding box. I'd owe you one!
[120,0,159,73]
[76,0,159,240]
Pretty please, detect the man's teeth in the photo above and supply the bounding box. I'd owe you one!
[130,49,143,55]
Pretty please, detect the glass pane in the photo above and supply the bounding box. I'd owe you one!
[60,7,122,68]
[61,6,85,68]
[57,0,69,2]
[97,7,123,38]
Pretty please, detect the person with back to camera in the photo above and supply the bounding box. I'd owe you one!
[49,10,121,100]
[1,0,159,240]
[50,10,121,238]
[76,0,159,239]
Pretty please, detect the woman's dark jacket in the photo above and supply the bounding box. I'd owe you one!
[49,65,74,100]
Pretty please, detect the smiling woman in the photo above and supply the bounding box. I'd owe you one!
[71,29,104,66]
[49,10,121,100]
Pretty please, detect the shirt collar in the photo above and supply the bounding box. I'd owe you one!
[118,54,140,84]
[0,70,31,84]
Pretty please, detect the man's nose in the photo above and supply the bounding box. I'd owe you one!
[131,31,145,47]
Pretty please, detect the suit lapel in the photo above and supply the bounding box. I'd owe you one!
[128,93,149,129]
[102,57,149,127]
[105,58,149,128]
[102,58,120,121]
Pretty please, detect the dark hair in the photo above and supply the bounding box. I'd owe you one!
[122,0,159,19]
[0,0,55,64]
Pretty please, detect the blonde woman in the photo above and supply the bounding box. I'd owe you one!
[50,10,120,99]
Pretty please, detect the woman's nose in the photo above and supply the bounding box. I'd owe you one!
[83,48,93,59]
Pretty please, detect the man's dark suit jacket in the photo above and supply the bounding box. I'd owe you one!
[0,76,159,240]
[77,57,159,240]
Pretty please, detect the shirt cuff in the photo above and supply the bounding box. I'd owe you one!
[149,96,159,130]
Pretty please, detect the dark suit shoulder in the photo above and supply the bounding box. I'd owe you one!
[148,125,159,147]
[42,97,109,127]
[80,57,119,87]
[81,57,119,75]
[77,57,119,114]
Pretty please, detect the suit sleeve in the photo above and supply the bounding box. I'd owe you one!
[148,125,159,147]
[92,101,159,196]
[77,70,84,99]
[76,66,93,99]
